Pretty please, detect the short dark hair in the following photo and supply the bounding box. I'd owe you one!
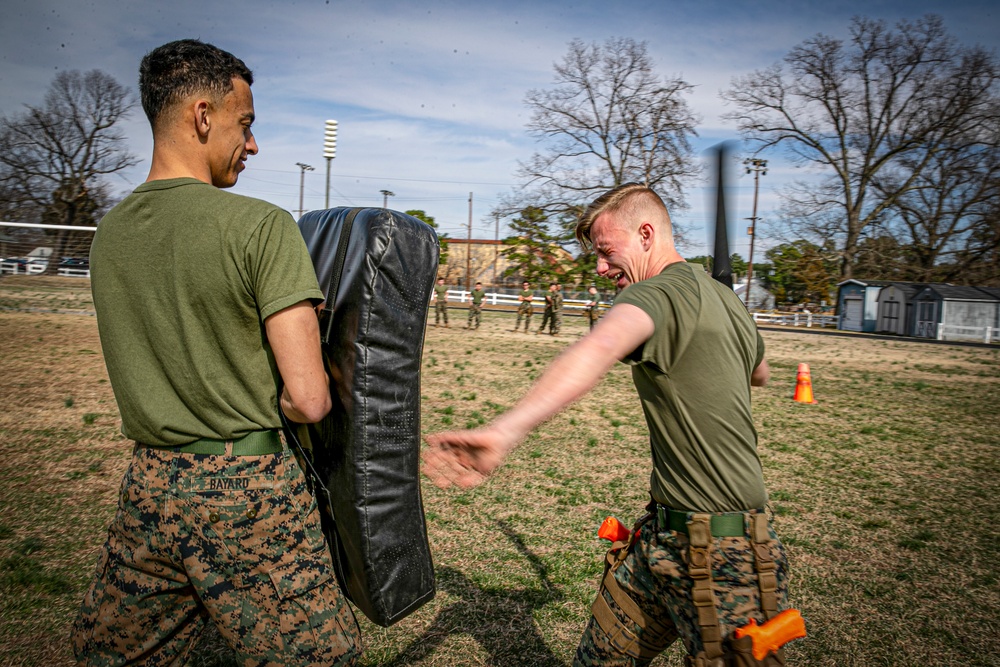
[139,39,253,129]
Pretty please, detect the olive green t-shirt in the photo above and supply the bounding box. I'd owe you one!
[471,289,486,305]
[434,284,448,301]
[90,178,324,446]
[615,262,767,512]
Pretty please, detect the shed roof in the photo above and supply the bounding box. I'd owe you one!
[918,285,1000,302]
[837,278,897,288]
[880,282,952,299]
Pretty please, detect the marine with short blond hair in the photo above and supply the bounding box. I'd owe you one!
[425,182,791,666]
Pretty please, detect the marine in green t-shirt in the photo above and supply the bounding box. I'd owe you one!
[432,278,449,327]
[615,262,767,511]
[514,281,534,332]
[537,282,557,335]
[551,284,565,335]
[91,178,324,446]
[467,282,486,329]
[424,183,785,666]
[585,286,601,330]
[78,39,360,667]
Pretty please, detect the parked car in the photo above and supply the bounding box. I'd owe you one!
[59,257,90,269]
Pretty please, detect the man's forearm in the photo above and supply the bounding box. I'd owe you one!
[491,307,650,441]
[492,336,619,442]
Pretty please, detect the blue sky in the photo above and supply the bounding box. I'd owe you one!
[1,0,997,256]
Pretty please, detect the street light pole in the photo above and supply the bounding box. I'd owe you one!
[743,158,767,310]
[380,189,394,209]
[323,120,337,209]
[466,192,473,289]
[295,162,314,219]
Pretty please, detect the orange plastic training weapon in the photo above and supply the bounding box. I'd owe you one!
[597,516,631,543]
[733,609,807,660]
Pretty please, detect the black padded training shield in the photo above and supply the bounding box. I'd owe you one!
[294,206,438,627]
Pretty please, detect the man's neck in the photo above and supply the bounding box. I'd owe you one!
[640,246,685,281]
[146,139,212,185]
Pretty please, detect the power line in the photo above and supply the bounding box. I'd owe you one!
[246,167,515,187]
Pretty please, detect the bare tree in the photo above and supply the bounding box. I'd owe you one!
[875,113,1000,283]
[0,69,138,270]
[500,37,699,241]
[723,15,1000,280]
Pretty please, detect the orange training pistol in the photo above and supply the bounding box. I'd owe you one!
[597,516,631,543]
[734,609,807,660]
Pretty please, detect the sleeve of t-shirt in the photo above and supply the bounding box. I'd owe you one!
[614,279,692,374]
[754,329,766,369]
[246,209,324,320]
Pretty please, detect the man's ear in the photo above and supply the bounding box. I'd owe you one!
[194,99,212,139]
[638,222,654,249]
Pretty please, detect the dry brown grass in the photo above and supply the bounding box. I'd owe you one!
[1,293,998,666]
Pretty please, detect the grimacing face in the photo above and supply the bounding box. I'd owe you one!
[591,213,645,289]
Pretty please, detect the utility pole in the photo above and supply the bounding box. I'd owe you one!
[323,120,337,209]
[743,158,767,310]
[466,192,473,289]
[493,212,499,286]
[380,189,394,209]
[295,162,314,219]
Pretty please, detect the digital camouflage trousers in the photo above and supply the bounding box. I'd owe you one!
[515,303,533,331]
[538,307,554,334]
[73,443,360,667]
[435,301,448,325]
[574,510,789,666]
[468,303,482,328]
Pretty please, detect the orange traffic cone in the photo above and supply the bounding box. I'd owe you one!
[792,363,817,404]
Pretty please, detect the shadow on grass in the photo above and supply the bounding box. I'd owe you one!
[381,519,567,667]
[189,520,569,666]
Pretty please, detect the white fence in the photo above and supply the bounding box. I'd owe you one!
[443,292,835,323]
[0,259,90,277]
[937,324,997,344]
[752,312,838,329]
[0,259,47,275]
[442,289,611,312]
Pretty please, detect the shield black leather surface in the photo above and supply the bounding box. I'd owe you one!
[295,207,438,626]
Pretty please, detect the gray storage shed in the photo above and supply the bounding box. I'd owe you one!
[875,282,951,336]
[837,279,895,332]
[913,285,1000,340]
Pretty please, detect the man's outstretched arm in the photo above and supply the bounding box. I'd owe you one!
[423,303,654,489]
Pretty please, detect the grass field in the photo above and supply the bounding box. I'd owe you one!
[1,276,998,666]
